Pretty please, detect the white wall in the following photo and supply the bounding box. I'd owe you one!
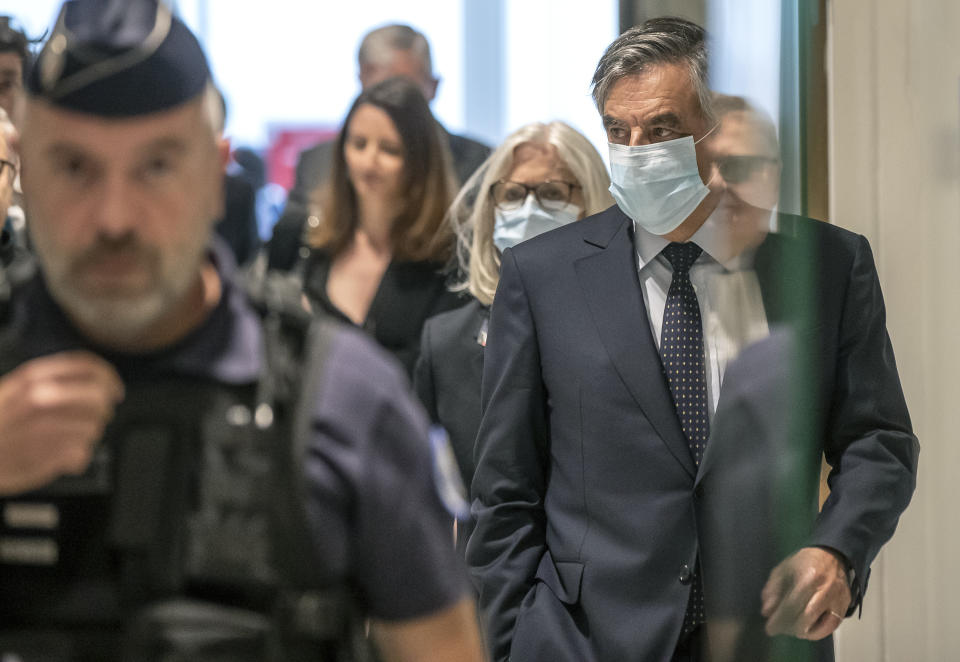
[828,1,960,659]
[175,0,465,147]
[503,0,618,161]
[6,1,618,156]
[2,0,60,37]
[707,0,781,126]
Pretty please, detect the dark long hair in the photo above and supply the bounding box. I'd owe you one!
[307,76,456,262]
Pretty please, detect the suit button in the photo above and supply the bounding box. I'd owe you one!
[694,485,704,500]
[679,564,692,585]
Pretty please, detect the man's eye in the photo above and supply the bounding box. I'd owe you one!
[58,157,91,179]
[144,157,172,177]
[134,156,175,182]
[607,127,626,140]
[652,127,677,139]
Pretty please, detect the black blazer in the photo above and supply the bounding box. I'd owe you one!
[267,128,491,271]
[302,250,465,377]
[467,205,919,662]
[414,299,489,555]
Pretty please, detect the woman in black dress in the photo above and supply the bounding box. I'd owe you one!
[301,76,462,376]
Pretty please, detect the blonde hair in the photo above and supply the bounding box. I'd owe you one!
[451,121,613,305]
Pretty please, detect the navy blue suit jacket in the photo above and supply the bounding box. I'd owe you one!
[466,205,919,662]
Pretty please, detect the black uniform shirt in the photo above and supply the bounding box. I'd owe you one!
[0,240,468,628]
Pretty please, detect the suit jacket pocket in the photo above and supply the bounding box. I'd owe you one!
[535,550,584,605]
[508,552,592,662]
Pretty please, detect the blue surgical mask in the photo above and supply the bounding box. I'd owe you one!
[608,134,711,236]
[493,195,581,253]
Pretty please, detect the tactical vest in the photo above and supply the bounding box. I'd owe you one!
[0,268,377,662]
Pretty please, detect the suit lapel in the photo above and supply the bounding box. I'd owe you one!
[696,368,744,486]
[574,209,696,479]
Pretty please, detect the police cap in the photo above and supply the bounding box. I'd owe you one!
[26,0,210,117]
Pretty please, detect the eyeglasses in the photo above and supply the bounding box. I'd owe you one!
[490,179,580,211]
[0,159,16,178]
[715,155,778,184]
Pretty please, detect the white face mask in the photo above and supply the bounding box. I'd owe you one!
[493,194,581,253]
[608,134,711,236]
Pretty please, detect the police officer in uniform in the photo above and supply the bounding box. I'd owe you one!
[0,2,486,661]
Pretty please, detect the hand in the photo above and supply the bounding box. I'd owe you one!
[0,351,124,495]
[761,547,852,640]
[371,597,487,662]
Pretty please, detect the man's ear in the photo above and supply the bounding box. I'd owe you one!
[424,75,440,103]
[218,136,231,172]
[358,63,375,91]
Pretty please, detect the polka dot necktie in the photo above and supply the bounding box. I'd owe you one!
[661,241,708,636]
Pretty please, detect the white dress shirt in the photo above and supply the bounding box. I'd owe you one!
[632,206,773,417]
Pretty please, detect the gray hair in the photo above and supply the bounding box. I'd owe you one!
[357,24,433,76]
[450,121,614,305]
[591,17,714,123]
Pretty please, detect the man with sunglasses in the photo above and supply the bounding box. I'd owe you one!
[702,93,783,260]
[468,16,918,662]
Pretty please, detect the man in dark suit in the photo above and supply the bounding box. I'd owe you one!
[466,17,919,662]
[267,24,490,271]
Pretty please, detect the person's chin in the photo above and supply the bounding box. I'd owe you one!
[74,258,151,292]
[58,286,165,346]
[355,180,387,196]
[356,172,401,192]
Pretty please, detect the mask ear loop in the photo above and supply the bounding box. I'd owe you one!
[703,162,723,189]
[694,121,721,145]
[694,122,723,187]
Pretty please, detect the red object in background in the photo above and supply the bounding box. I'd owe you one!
[266,125,340,191]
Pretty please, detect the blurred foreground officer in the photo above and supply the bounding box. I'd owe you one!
[0,2,486,661]
[467,16,919,662]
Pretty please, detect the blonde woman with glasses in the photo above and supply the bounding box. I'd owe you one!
[414,121,613,555]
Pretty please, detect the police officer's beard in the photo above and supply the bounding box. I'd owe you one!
[41,233,208,349]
